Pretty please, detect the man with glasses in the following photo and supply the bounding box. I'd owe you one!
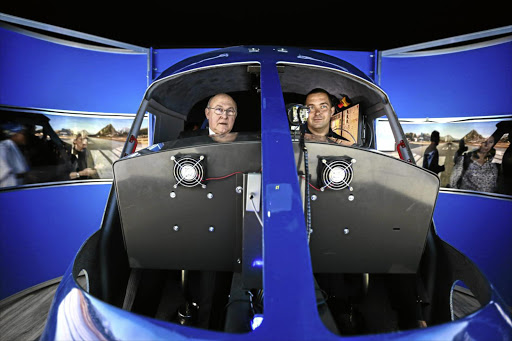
[304,88,348,142]
[179,93,238,138]
[205,93,237,135]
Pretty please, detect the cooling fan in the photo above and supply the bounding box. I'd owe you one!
[171,155,207,188]
[318,157,355,191]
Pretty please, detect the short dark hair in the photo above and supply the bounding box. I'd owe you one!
[431,130,440,143]
[306,88,335,107]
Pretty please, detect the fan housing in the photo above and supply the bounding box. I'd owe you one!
[318,157,355,191]
[171,155,207,188]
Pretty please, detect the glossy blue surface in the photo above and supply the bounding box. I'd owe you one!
[151,48,375,83]
[434,191,512,306]
[259,60,322,336]
[40,46,512,340]
[154,46,373,83]
[313,49,376,81]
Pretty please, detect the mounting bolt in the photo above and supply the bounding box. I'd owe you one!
[344,228,350,235]
[236,186,243,194]
[208,226,215,232]
[237,258,241,264]
[170,191,176,198]
[311,194,317,201]
[207,192,214,199]
[173,225,179,232]
[348,194,354,201]
[171,156,175,161]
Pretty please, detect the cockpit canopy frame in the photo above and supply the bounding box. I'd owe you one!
[123,47,412,160]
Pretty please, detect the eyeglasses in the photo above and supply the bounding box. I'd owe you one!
[208,107,237,117]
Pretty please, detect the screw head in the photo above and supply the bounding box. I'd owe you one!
[344,228,350,235]
[348,194,354,201]
[311,194,317,201]
[207,192,213,199]
[208,226,215,232]
[170,192,176,198]
[173,225,179,231]
[236,186,243,194]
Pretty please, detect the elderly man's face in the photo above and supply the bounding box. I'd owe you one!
[205,94,237,135]
[305,92,334,135]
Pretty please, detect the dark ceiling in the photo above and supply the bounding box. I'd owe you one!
[1,3,510,51]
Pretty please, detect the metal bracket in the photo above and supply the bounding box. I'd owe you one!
[246,173,261,212]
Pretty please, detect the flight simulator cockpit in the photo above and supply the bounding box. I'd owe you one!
[65,47,495,337]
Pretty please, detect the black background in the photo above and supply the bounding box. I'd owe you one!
[1,2,510,51]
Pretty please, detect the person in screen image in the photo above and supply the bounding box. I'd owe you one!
[453,139,468,165]
[422,130,445,175]
[0,123,29,187]
[492,120,512,195]
[68,133,98,180]
[449,135,498,193]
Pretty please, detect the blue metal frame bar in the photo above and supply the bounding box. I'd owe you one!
[381,25,512,57]
[0,104,139,118]
[374,49,382,86]
[259,59,326,336]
